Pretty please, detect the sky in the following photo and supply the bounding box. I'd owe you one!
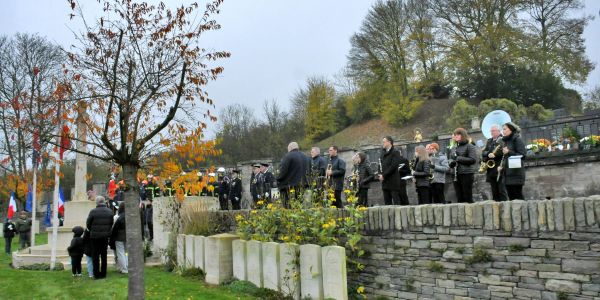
[1,0,599,136]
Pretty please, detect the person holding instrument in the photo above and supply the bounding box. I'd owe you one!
[448,128,478,203]
[412,145,431,205]
[498,122,526,200]
[481,125,508,201]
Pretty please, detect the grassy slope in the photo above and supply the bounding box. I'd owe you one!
[316,98,457,149]
[1,234,255,300]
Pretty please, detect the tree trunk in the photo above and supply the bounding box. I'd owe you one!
[123,164,145,299]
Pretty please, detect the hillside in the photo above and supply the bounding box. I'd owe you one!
[316,98,457,149]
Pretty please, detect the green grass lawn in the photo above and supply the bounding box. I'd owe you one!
[1,233,256,300]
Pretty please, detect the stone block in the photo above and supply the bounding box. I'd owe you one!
[555,241,590,251]
[443,205,451,227]
[574,198,587,228]
[484,202,494,230]
[451,204,459,226]
[529,201,539,231]
[457,204,466,226]
[300,244,323,300]
[279,243,300,300]
[232,239,247,281]
[492,202,501,230]
[407,206,415,227]
[563,199,575,231]
[562,259,600,275]
[539,271,590,282]
[185,235,195,268]
[434,205,444,226]
[443,250,463,260]
[494,237,531,247]
[427,205,435,226]
[501,201,512,231]
[545,279,581,293]
[513,287,541,299]
[465,204,473,227]
[262,242,280,291]
[546,200,555,231]
[474,237,494,248]
[394,207,402,230]
[193,235,205,270]
[537,201,547,231]
[512,200,524,232]
[401,206,409,229]
[595,199,600,228]
[553,200,565,231]
[381,207,391,230]
[322,246,347,300]
[177,234,185,267]
[414,206,423,227]
[473,202,484,228]
[204,233,239,285]
[247,240,263,288]
[584,199,596,227]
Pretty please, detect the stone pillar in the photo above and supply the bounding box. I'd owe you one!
[72,102,88,202]
[247,240,263,288]
[280,243,300,300]
[322,246,348,300]
[204,233,239,285]
[177,234,185,267]
[300,244,324,300]
[232,239,247,280]
[262,242,280,291]
[193,235,205,270]
[185,235,195,268]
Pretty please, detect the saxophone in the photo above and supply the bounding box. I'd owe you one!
[479,138,503,173]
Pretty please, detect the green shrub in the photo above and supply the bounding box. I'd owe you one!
[465,247,493,265]
[447,99,478,129]
[181,267,205,280]
[18,263,64,271]
[427,261,445,273]
[225,280,291,300]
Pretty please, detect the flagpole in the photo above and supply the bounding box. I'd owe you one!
[31,170,37,247]
[50,99,63,270]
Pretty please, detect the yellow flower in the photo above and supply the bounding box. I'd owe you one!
[267,203,273,210]
[281,235,289,241]
[357,286,365,294]
[235,214,244,222]
[347,197,355,203]
[322,223,330,229]
[250,210,258,214]
[256,200,264,206]
[344,189,351,194]
[290,188,296,193]
[329,220,336,227]
[358,206,368,212]
[330,206,337,209]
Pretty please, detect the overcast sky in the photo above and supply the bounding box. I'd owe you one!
[1,0,599,136]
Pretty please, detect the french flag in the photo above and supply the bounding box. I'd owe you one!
[58,188,65,216]
[7,191,17,219]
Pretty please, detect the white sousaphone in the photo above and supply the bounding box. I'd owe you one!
[481,110,512,139]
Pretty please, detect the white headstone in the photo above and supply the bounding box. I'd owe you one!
[247,240,263,288]
[322,246,348,300]
[279,243,300,300]
[262,242,280,291]
[177,234,185,267]
[232,239,247,281]
[300,244,324,300]
[193,235,205,270]
[185,235,195,268]
[204,233,239,285]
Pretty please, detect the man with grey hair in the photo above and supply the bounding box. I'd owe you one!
[277,141,308,208]
[481,124,508,201]
[86,196,114,279]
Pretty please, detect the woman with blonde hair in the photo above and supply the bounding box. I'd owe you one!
[412,145,431,204]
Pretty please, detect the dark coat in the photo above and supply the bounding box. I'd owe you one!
[311,156,327,178]
[412,158,431,188]
[229,177,242,201]
[380,146,403,190]
[86,205,114,239]
[111,214,126,242]
[328,156,346,191]
[277,149,308,189]
[82,229,93,256]
[67,227,85,257]
[451,141,478,174]
[15,215,32,234]
[354,162,374,189]
[501,133,526,186]
[482,137,504,182]
[217,176,230,199]
[3,221,16,238]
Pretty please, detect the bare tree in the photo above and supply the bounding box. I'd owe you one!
[65,1,229,298]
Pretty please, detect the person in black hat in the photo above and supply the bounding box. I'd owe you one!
[259,163,275,202]
[499,122,526,200]
[250,163,261,205]
[229,170,242,210]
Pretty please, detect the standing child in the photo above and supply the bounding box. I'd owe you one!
[3,218,17,254]
[82,229,94,278]
[67,226,85,277]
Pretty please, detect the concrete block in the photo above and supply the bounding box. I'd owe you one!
[501,201,512,231]
[322,246,347,300]
[280,243,300,300]
[247,240,263,288]
[177,234,185,267]
[300,244,324,300]
[232,239,247,281]
[193,235,205,270]
[204,233,239,285]
[185,235,195,268]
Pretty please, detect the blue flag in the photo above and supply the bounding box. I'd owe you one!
[25,185,33,212]
[44,200,52,227]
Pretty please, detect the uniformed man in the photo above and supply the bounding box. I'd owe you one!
[250,163,261,205]
[229,170,242,210]
[259,163,275,202]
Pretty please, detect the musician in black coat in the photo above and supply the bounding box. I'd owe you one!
[482,125,508,201]
[412,146,431,205]
[352,152,374,207]
[378,136,409,205]
[229,170,243,210]
[499,122,527,200]
[326,146,346,208]
[449,128,478,203]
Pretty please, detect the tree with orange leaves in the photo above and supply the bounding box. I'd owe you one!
[64,0,229,297]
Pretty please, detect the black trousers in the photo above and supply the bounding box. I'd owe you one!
[383,188,409,206]
[19,232,30,250]
[489,178,509,201]
[430,183,445,204]
[506,185,524,200]
[231,198,241,210]
[356,188,369,207]
[71,255,83,275]
[147,222,154,241]
[219,196,228,210]
[333,190,343,208]
[453,173,474,203]
[91,238,108,279]
[4,237,13,254]
[417,186,431,205]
